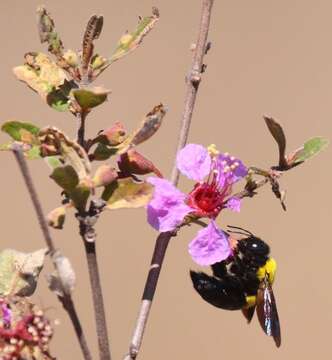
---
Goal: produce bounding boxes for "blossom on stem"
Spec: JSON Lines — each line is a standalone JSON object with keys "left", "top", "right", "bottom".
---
{"left": 146, "top": 143, "right": 248, "bottom": 266}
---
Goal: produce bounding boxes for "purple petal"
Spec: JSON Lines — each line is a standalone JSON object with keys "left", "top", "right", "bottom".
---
{"left": 147, "top": 177, "right": 194, "bottom": 232}
{"left": 176, "top": 144, "right": 211, "bottom": 181}
{"left": 226, "top": 197, "right": 241, "bottom": 212}
{"left": 188, "top": 220, "right": 231, "bottom": 266}
{"left": 215, "top": 153, "right": 247, "bottom": 184}
{"left": 1, "top": 303, "right": 11, "bottom": 326}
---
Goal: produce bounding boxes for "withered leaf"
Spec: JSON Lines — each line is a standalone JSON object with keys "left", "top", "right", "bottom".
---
{"left": 37, "top": 6, "right": 64, "bottom": 57}
{"left": 93, "top": 165, "right": 118, "bottom": 187}
{"left": 110, "top": 8, "right": 159, "bottom": 64}
{"left": 39, "top": 127, "right": 92, "bottom": 210}
{"left": 47, "top": 252, "right": 76, "bottom": 297}
{"left": 130, "top": 103, "right": 166, "bottom": 147}
{"left": 91, "top": 8, "right": 159, "bottom": 78}
{"left": 0, "top": 248, "right": 47, "bottom": 297}
{"left": 102, "top": 177, "right": 154, "bottom": 210}
{"left": 118, "top": 150, "right": 162, "bottom": 177}
{"left": 13, "top": 53, "right": 73, "bottom": 111}
{"left": 82, "top": 15, "right": 104, "bottom": 72}
{"left": 94, "top": 122, "right": 127, "bottom": 146}
{"left": 264, "top": 116, "right": 288, "bottom": 170}
{"left": 47, "top": 206, "right": 66, "bottom": 229}
{"left": 39, "top": 127, "right": 91, "bottom": 179}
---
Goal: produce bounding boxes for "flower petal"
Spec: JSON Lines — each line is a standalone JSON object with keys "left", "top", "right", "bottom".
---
{"left": 176, "top": 144, "right": 211, "bottom": 181}
{"left": 147, "top": 177, "right": 193, "bottom": 232}
{"left": 1, "top": 303, "right": 12, "bottom": 326}
{"left": 188, "top": 220, "right": 231, "bottom": 266}
{"left": 225, "top": 197, "right": 241, "bottom": 212}
{"left": 216, "top": 153, "right": 247, "bottom": 185}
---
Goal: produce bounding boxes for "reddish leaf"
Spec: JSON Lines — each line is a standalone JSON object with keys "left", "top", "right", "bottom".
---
{"left": 118, "top": 150, "right": 162, "bottom": 177}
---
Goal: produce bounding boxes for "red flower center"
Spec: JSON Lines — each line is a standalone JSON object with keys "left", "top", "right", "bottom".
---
{"left": 187, "top": 156, "right": 240, "bottom": 218}
{"left": 188, "top": 183, "right": 224, "bottom": 217}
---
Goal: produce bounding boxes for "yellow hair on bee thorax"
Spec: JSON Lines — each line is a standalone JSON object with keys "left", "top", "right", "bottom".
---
{"left": 257, "top": 258, "right": 277, "bottom": 285}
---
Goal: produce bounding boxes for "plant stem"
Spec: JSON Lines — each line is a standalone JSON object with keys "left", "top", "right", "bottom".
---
{"left": 76, "top": 111, "right": 112, "bottom": 360}
{"left": 79, "top": 220, "right": 112, "bottom": 360}
{"left": 123, "top": 1, "right": 214, "bottom": 359}
{"left": 12, "top": 144, "right": 92, "bottom": 360}
{"left": 77, "top": 111, "right": 87, "bottom": 150}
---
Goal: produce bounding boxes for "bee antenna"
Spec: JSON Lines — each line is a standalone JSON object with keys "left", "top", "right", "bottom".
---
{"left": 227, "top": 225, "right": 253, "bottom": 236}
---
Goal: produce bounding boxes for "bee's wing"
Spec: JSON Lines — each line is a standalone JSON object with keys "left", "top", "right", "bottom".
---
{"left": 242, "top": 306, "right": 255, "bottom": 323}
{"left": 190, "top": 271, "right": 246, "bottom": 310}
{"left": 256, "top": 279, "right": 281, "bottom": 348}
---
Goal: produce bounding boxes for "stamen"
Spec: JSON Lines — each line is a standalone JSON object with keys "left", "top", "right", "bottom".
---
{"left": 208, "top": 144, "right": 219, "bottom": 157}
{"left": 223, "top": 166, "right": 230, "bottom": 173}
{"left": 230, "top": 156, "right": 235, "bottom": 161}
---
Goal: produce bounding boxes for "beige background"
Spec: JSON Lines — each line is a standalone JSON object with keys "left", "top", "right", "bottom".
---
{"left": 0, "top": 0, "right": 331, "bottom": 359}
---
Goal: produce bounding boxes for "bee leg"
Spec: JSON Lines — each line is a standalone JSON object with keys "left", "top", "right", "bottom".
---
{"left": 211, "top": 261, "right": 227, "bottom": 279}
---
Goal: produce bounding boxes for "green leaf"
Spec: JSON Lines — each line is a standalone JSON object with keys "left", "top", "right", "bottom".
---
{"left": 102, "top": 177, "right": 154, "bottom": 210}
{"left": 47, "top": 80, "right": 77, "bottom": 112}
{"left": 1, "top": 121, "right": 40, "bottom": 143}
{"left": 0, "top": 142, "right": 13, "bottom": 151}
{"left": 69, "top": 183, "right": 91, "bottom": 211}
{"left": 44, "top": 156, "right": 63, "bottom": 169}
{"left": 92, "top": 143, "right": 118, "bottom": 161}
{"left": 110, "top": 8, "right": 159, "bottom": 64}
{"left": 1, "top": 122, "right": 42, "bottom": 159}
{"left": 291, "top": 137, "right": 329, "bottom": 164}
{"left": 50, "top": 165, "right": 79, "bottom": 192}
{"left": 50, "top": 165, "right": 91, "bottom": 210}
{"left": 0, "top": 248, "right": 47, "bottom": 296}
{"left": 72, "top": 87, "right": 110, "bottom": 111}
{"left": 0, "top": 142, "right": 41, "bottom": 160}
{"left": 26, "top": 145, "right": 42, "bottom": 159}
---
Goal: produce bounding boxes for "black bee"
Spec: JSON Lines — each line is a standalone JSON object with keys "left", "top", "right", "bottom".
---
{"left": 190, "top": 226, "right": 281, "bottom": 347}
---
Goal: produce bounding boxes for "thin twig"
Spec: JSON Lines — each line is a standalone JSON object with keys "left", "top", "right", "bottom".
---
{"left": 12, "top": 144, "right": 92, "bottom": 360}
{"left": 123, "top": 1, "right": 215, "bottom": 359}
{"left": 231, "top": 177, "right": 269, "bottom": 200}
{"left": 76, "top": 112, "right": 112, "bottom": 360}
{"left": 170, "top": 0, "right": 214, "bottom": 185}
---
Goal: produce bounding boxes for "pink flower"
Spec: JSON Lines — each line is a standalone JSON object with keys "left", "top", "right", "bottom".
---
{"left": 147, "top": 143, "right": 247, "bottom": 266}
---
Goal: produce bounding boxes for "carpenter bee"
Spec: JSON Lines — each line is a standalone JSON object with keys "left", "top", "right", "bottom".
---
{"left": 190, "top": 226, "right": 281, "bottom": 347}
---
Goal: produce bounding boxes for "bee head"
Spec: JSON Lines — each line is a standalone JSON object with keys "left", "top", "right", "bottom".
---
{"left": 237, "top": 236, "right": 270, "bottom": 258}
